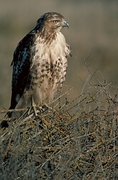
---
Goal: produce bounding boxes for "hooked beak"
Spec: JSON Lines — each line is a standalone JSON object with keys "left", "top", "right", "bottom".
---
{"left": 62, "top": 20, "right": 69, "bottom": 28}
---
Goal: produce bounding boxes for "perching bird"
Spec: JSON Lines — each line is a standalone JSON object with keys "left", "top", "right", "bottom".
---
{"left": 8, "top": 12, "right": 71, "bottom": 117}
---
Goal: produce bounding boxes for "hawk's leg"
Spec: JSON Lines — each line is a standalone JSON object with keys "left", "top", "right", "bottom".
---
{"left": 31, "top": 96, "right": 38, "bottom": 116}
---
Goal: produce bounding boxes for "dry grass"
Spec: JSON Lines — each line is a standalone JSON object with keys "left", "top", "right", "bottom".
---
{"left": 0, "top": 69, "right": 117, "bottom": 180}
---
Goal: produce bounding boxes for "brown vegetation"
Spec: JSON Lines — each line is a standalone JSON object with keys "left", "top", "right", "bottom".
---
{"left": 0, "top": 70, "right": 118, "bottom": 179}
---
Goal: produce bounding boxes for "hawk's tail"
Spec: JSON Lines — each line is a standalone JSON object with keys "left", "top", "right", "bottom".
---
{"left": 1, "top": 108, "right": 13, "bottom": 128}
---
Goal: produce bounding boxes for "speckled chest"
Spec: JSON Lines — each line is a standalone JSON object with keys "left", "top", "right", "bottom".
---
{"left": 29, "top": 32, "right": 68, "bottom": 89}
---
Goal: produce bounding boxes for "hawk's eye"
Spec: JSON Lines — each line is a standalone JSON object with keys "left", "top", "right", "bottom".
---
{"left": 52, "top": 20, "right": 59, "bottom": 23}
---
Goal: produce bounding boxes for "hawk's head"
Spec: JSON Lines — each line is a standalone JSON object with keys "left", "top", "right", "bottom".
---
{"left": 36, "top": 12, "right": 69, "bottom": 32}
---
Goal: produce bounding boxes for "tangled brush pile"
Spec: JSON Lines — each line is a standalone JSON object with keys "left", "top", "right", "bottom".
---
{"left": 0, "top": 74, "right": 118, "bottom": 180}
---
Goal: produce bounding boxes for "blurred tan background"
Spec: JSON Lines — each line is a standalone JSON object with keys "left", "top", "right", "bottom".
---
{"left": 0, "top": 0, "right": 118, "bottom": 109}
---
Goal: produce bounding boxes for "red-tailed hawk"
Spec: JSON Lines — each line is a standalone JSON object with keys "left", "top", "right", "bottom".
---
{"left": 8, "top": 12, "right": 71, "bottom": 117}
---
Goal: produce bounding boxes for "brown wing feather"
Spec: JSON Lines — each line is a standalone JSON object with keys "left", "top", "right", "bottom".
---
{"left": 9, "top": 32, "right": 35, "bottom": 111}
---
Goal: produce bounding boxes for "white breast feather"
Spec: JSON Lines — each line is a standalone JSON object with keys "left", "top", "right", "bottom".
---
{"left": 31, "top": 32, "right": 70, "bottom": 104}
{"left": 17, "top": 32, "right": 70, "bottom": 108}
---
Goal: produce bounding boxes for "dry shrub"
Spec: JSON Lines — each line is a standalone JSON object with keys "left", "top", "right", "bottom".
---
{"left": 0, "top": 70, "right": 118, "bottom": 180}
